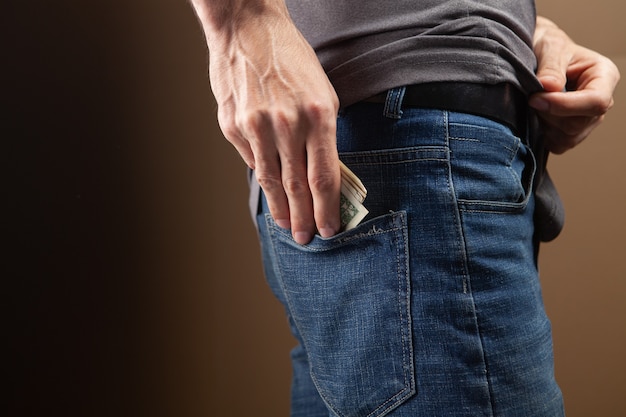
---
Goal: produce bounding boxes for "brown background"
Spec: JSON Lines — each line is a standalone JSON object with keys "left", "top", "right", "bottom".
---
{"left": 6, "top": 0, "right": 624, "bottom": 416}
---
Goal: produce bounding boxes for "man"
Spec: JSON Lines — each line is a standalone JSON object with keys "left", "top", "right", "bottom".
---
{"left": 190, "top": 1, "right": 619, "bottom": 415}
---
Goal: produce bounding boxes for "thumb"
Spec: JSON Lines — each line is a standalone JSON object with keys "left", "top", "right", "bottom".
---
{"left": 534, "top": 34, "right": 571, "bottom": 92}
{"left": 536, "top": 56, "right": 569, "bottom": 92}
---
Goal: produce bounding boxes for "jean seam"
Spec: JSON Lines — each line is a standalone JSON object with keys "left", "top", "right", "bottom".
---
{"left": 396, "top": 211, "right": 416, "bottom": 408}
{"left": 445, "top": 111, "right": 497, "bottom": 416}
{"left": 443, "top": 111, "right": 471, "bottom": 294}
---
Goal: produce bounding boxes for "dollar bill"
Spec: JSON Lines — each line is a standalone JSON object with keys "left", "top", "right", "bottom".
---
{"left": 339, "top": 161, "right": 369, "bottom": 230}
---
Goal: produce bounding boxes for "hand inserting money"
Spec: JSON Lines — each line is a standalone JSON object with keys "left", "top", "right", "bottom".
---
{"left": 339, "top": 161, "right": 369, "bottom": 230}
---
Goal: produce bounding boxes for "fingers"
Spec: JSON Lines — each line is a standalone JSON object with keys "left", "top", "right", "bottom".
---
{"left": 253, "top": 149, "right": 291, "bottom": 231}
{"left": 305, "top": 105, "right": 341, "bottom": 239}
{"left": 529, "top": 89, "right": 614, "bottom": 118}
{"left": 275, "top": 138, "right": 315, "bottom": 244}
{"left": 236, "top": 108, "right": 295, "bottom": 235}
{"left": 231, "top": 101, "right": 340, "bottom": 245}
{"left": 274, "top": 102, "right": 340, "bottom": 244}
{"left": 530, "top": 89, "right": 609, "bottom": 153}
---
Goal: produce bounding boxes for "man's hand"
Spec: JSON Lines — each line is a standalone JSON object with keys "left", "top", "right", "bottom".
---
{"left": 530, "top": 16, "right": 620, "bottom": 154}
{"left": 191, "top": 0, "right": 341, "bottom": 244}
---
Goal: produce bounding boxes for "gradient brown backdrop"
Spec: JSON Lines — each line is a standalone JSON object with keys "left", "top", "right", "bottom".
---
{"left": 6, "top": 0, "right": 625, "bottom": 416}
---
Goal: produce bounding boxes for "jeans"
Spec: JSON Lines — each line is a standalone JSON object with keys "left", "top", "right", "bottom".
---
{"left": 256, "top": 88, "right": 565, "bottom": 417}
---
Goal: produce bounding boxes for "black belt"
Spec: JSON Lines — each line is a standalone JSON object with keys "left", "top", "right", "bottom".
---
{"left": 365, "top": 82, "right": 528, "bottom": 136}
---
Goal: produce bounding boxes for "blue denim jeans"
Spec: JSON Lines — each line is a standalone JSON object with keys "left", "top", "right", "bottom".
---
{"left": 256, "top": 88, "right": 565, "bottom": 417}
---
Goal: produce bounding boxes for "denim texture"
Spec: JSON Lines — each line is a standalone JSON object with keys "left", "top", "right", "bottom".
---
{"left": 256, "top": 90, "right": 564, "bottom": 417}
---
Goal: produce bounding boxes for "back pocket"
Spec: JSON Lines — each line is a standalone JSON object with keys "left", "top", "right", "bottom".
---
{"left": 265, "top": 211, "right": 415, "bottom": 417}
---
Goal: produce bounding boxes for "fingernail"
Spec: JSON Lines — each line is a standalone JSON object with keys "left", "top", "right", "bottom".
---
{"left": 275, "top": 219, "right": 291, "bottom": 230}
{"left": 319, "top": 227, "right": 335, "bottom": 238}
{"left": 294, "top": 231, "right": 312, "bottom": 245}
{"left": 529, "top": 97, "right": 550, "bottom": 111}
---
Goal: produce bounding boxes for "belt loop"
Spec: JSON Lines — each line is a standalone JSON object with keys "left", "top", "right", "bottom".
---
{"left": 383, "top": 86, "right": 406, "bottom": 119}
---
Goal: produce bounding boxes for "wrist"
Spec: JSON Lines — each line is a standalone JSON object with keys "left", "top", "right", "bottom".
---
{"left": 191, "top": 0, "right": 289, "bottom": 47}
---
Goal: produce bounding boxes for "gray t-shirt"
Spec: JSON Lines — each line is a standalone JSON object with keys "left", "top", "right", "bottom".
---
{"left": 286, "top": 0, "right": 542, "bottom": 106}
